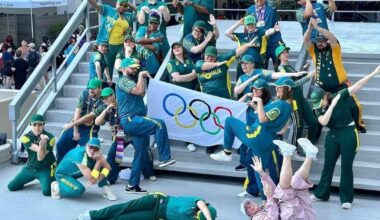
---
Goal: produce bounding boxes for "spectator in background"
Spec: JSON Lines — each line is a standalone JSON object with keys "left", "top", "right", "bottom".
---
{"left": 64, "top": 38, "right": 78, "bottom": 66}
{"left": 87, "top": 0, "right": 135, "bottom": 80}
{"left": 38, "top": 45, "right": 49, "bottom": 89}
{"left": 296, "top": 0, "right": 337, "bottom": 42}
{"left": 173, "top": 0, "right": 215, "bottom": 40}
{"left": 18, "top": 40, "right": 30, "bottom": 60}
{"left": 27, "top": 43, "right": 40, "bottom": 78}
{"left": 2, "top": 47, "right": 14, "bottom": 89}
{"left": 2, "top": 35, "right": 16, "bottom": 55}
{"left": 89, "top": 41, "right": 112, "bottom": 88}
{"left": 114, "top": 35, "right": 144, "bottom": 78}
{"left": 137, "top": 0, "right": 171, "bottom": 56}
{"left": 11, "top": 50, "right": 29, "bottom": 90}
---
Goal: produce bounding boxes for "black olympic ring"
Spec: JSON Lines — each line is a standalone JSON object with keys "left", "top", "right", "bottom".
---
{"left": 188, "top": 99, "right": 211, "bottom": 121}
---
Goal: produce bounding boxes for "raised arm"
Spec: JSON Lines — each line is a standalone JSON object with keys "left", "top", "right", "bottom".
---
{"left": 188, "top": 32, "right": 213, "bottom": 54}
{"left": 303, "top": 18, "right": 314, "bottom": 49}
{"left": 225, "top": 19, "right": 243, "bottom": 40}
{"left": 87, "top": 0, "right": 100, "bottom": 11}
{"left": 348, "top": 65, "right": 380, "bottom": 96}
{"left": 328, "top": 0, "right": 337, "bottom": 13}
{"left": 312, "top": 19, "right": 337, "bottom": 46}
{"left": 318, "top": 94, "right": 340, "bottom": 126}
{"left": 303, "top": 0, "right": 314, "bottom": 19}
{"left": 209, "top": 14, "right": 219, "bottom": 40}
{"left": 250, "top": 97, "right": 268, "bottom": 123}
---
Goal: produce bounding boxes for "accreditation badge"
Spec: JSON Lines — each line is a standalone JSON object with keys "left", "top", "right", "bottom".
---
{"left": 257, "top": 20, "right": 265, "bottom": 27}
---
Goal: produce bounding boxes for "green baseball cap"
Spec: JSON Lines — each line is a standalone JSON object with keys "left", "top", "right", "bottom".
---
{"left": 250, "top": 79, "right": 268, "bottom": 89}
{"left": 193, "top": 20, "right": 207, "bottom": 31}
{"left": 120, "top": 58, "right": 140, "bottom": 69}
{"left": 101, "top": 87, "right": 114, "bottom": 99}
{"left": 198, "top": 204, "right": 217, "bottom": 220}
{"left": 87, "top": 137, "right": 101, "bottom": 148}
{"left": 244, "top": 15, "right": 257, "bottom": 26}
{"left": 87, "top": 78, "right": 102, "bottom": 90}
{"left": 117, "top": 0, "right": 129, "bottom": 3}
{"left": 205, "top": 46, "right": 217, "bottom": 57}
{"left": 30, "top": 114, "right": 45, "bottom": 124}
{"left": 124, "top": 35, "right": 135, "bottom": 42}
{"left": 149, "top": 14, "right": 160, "bottom": 24}
{"left": 274, "top": 77, "right": 294, "bottom": 88}
{"left": 275, "top": 45, "right": 290, "bottom": 57}
{"left": 97, "top": 39, "right": 108, "bottom": 46}
{"left": 310, "top": 88, "right": 325, "bottom": 109}
{"left": 240, "top": 55, "right": 254, "bottom": 64}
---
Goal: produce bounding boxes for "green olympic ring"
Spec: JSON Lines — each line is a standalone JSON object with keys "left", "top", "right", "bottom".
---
{"left": 174, "top": 106, "right": 198, "bottom": 129}
{"left": 199, "top": 111, "right": 221, "bottom": 135}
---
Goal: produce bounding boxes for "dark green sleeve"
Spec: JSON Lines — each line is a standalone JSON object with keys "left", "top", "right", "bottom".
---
{"left": 93, "top": 104, "right": 107, "bottom": 117}
{"left": 195, "top": 60, "right": 204, "bottom": 73}
{"left": 166, "top": 60, "right": 178, "bottom": 75}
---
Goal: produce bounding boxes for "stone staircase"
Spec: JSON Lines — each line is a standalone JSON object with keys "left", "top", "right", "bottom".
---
{"left": 43, "top": 49, "right": 380, "bottom": 191}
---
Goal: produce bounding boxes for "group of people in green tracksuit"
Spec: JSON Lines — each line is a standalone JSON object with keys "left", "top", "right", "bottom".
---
{"left": 6, "top": 0, "right": 380, "bottom": 219}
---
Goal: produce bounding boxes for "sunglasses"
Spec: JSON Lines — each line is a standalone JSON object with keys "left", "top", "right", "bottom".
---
{"left": 193, "top": 28, "right": 204, "bottom": 34}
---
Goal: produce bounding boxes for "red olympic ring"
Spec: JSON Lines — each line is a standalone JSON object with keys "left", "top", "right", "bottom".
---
{"left": 213, "top": 106, "right": 233, "bottom": 129}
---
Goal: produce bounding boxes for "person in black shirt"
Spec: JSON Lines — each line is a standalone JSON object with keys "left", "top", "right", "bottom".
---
{"left": 12, "top": 50, "right": 29, "bottom": 90}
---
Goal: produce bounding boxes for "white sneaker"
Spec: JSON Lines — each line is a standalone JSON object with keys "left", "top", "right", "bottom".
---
{"left": 210, "top": 151, "right": 232, "bottom": 162}
{"left": 237, "top": 191, "right": 249, "bottom": 198}
{"left": 292, "top": 152, "right": 305, "bottom": 161}
{"left": 102, "top": 186, "right": 117, "bottom": 201}
{"left": 310, "top": 194, "right": 321, "bottom": 202}
{"left": 51, "top": 181, "right": 61, "bottom": 200}
{"left": 297, "top": 138, "right": 319, "bottom": 159}
{"left": 148, "top": 176, "right": 157, "bottom": 181}
{"left": 77, "top": 211, "right": 91, "bottom": 220}
{"left": 273, "top": 140, "right": 296, "bottom": 157}
{"left": 187, "top": 143, "right": 196, "bottom": 152}
{"left": 342, "top": 202, "right": 352, "bottom": 209}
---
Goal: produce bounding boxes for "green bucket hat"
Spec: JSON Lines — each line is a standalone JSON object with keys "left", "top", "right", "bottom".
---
{"left": 30, "top": 114, "right": 45, "bottom": 124}
{"left": 205, "top": 46, "right": 217, "bottom": 57}
{"left": 198, "top": 204, "right": 217, "bottom": 220}
{"left": 240, "top": 54, "right": 254, "bottom": 64}
{"left": 120, "top": 58, "right": 140, "bottom": 69}
{"left": 244, "top": 15, "right": 257, "bottom": 26}
{"left": 274, "top": 77, "right": 294, "bottom": 88}
{"left": 124, "top": 35, "right": 135, "bottom": 42}
{"left": 275, "top": 45, "right": 290, "bottom": 57}
{"left": 87, "top": 78, "right": 102, "bottom": 90}
{"left": 250, "top": 79, "right": 268, "bottom": 89}
{"left": 87, "top": 137, "right": 101, "bottom": 148}
{"left": 101, "top": 87, "right": 115, "bottom": 99}
{"left": 310, "top": 88, "right": 325, "bottom": 109}
{"left": 193, "top": 20, "right": 207, "bottom": 32}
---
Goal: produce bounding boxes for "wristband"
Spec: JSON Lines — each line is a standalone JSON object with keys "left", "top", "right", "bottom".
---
{"left": 101, "top": 168, "right": 110, "bottom": 177}
{"left": 91, "top": 169, "right": 100, "bottom": 179}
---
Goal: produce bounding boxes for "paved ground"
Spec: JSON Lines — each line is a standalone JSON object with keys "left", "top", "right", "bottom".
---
{"left": 0, "top": 163, "right": 379, "bottom": 220}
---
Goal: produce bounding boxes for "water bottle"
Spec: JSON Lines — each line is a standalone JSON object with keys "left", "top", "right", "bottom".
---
{"left": 115, "top": 129, "right": 124, "bottom": 164}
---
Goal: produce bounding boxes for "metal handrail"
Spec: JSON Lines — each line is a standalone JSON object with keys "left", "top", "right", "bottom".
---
{"left": 8, "top": 0, "right": 93, "bottom": 163}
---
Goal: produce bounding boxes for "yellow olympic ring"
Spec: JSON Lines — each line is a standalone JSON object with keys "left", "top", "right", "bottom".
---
{"left": 174, "top": 106, "right": 198, "bottom": 129}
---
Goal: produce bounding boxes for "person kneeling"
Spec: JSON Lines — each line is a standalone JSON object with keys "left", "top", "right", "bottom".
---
{"left": 51, "top": 137, "right": 117, "bottom": 201}
{"left": 241, "top": 138, "right": 318, "bottom": 220}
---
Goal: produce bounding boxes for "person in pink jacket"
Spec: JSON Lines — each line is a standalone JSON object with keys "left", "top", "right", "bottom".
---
{"left": 241, "top": 138, "right": 318, "bottom": 220}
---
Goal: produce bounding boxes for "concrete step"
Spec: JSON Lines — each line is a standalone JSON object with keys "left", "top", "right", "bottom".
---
{"left": 361, "top": 101, "right": 380, "bottom": 117}
{"left": 55, "top": 97, "right": 77, "bottom": 110}
{"left": 349, "top": 73, "right": 380, "bottom": 87}
{"left": 361, "top": 115, "right": 380, "bottom": 132}
{"left": 357, "top": 87, "right": 380, "bottom": 102}
{"left": 0, "top": 142, "right": 11, "bottom": 165}
{"left": 79, "top": 62, "right": 89, "bottom": 73}
{"left": 309, "top": 174, "right": 380, "bottom": 191}
{"left": 317, "top": 144, "right": 380, "bottom": 163}
{"left": 71, "top": 72, "right": 91, "bottom": 85}
{"left": 46, "top": 109, "right": 73, "bottom": 123}
{"left": 63, "top": 84, "right": 86, "bottom": 97}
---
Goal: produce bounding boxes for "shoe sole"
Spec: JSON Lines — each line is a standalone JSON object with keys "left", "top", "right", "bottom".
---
{"left": 125, "top": 190, "right": 148, "bottom": 194}
{"left": 273, "top": 140, "right": 296, "bottom": 153}
{"left": 51, "top": 181, "right": 61, "bottom": 199}
{"left": 158, "top": 159, "right": 176, "bottom": 168}
{"left": 297, "top": 138, "right": 318, "bottom": 154}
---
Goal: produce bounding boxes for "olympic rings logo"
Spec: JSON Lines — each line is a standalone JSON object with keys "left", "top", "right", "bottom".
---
{"left": 162, "top": 93, "right": 233, "bottom": 135}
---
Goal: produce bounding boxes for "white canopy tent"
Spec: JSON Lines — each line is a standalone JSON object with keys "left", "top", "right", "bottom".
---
{"left": 0, "top": 0, "right": 68, "bottom": 38}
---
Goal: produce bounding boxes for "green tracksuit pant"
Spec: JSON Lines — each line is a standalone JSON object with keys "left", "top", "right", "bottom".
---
{"left": 293, "top": 96, "right": 319, "bottom": 144}
{"left": 55, "top": 173, "right": 108, "bottom": 197}
{"left": 90, "top": 193, "right": 167, "bottom": 220}
{"left": 106, "top": 44, "right": 123, "bottom": 80}
{"left": 8, "top": 165, "right": 54, "bottom": 196}
{"left": 314, "top": 125, "right": 359, "bottom": 203}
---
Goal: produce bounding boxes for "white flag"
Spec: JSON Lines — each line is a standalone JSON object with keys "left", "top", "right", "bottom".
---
{"left": 147, "top": 79, "right": 247, "bottom": 148}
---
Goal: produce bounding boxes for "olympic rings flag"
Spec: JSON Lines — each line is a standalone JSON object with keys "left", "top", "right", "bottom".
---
{"left": 147, "top": 80, "right": 247, "bottom": 148}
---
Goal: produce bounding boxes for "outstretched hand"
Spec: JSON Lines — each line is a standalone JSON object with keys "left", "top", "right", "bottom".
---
{"left": 250, "top": 156, "right": 264, "bottom": 174}
{"left": 208, "top": 14, "right": 216, "bottom": 26}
